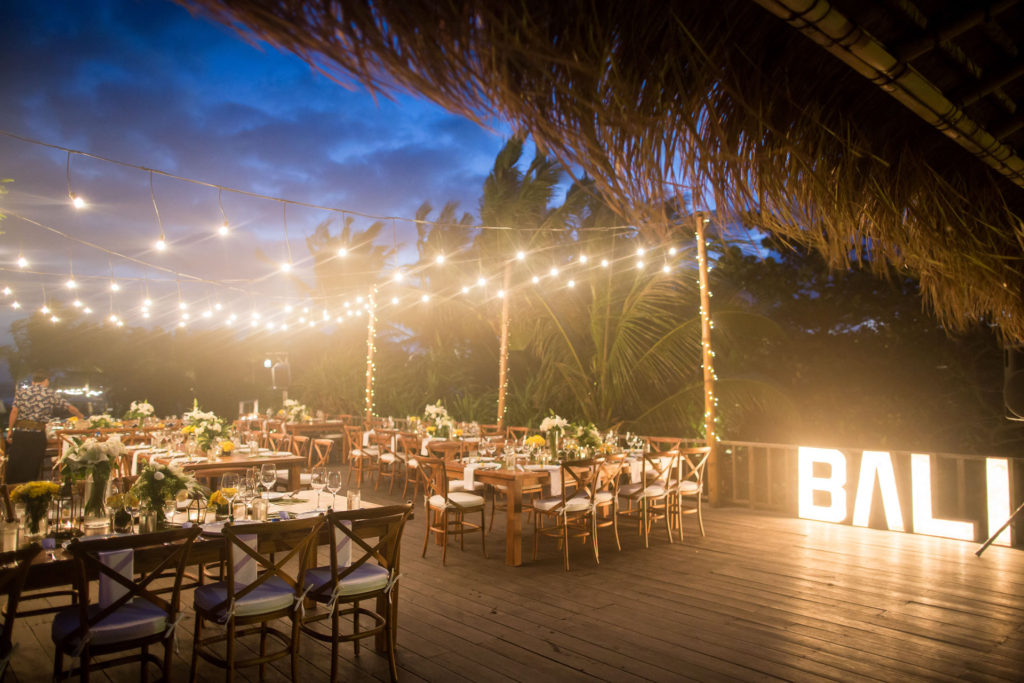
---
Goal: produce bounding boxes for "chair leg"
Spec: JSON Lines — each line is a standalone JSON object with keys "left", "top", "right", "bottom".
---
{"left": 421, "top": 514, "right": 431, "bottom": 558}
{"left": 562, "top": 518, "right": 570, "bottom": 571}
{"left": 697, "top": 495, "right": 706, "bottom": 536}
{"left": 441, "top": 511, "right": 449, "bottom": 566}
{"left": 591, "top": 514, "right": 600, "bottom": 565}
{"left": 189, "top": 615, "right": 201, "bottom": 682}
{"left": 612, "top": 502, "right": 622, "bottom": 551}
{"left": 532, "top": 515, "right": 541, "bottom": 560}
{"left": 162, "top": 632, "right": 175, "bottom": 682}
{"left": 291, "top": 614, "right": 302, "bottom": 682}
{"left": 480, "top": 508, "right": 487, "bottom": 558}
{"left": 641, "top": 498, "right": 649, "bottom": 548}
{"left": 330, "top": 604, "right": 340, "bottom": 683}
{"left": 258, "top": 623, "right": 267, "bottom": 680}
{"left": 353, "top": 600, "right": 361, "bottom": 656}
{"left": 225, "top": 618, "right": 236, "bottom": 683}
{"left": 141, "top": 644, "right": 150, "bottom": 683}
{"left": 53, "top": 646, "right": 63, "bottom": 682}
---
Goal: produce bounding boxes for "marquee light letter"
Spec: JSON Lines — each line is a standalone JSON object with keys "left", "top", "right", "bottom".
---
{"left": 911, "top": 453, "right": 974, "bottom": 540}
{"left": 852, "top": 451, "right": 905, "bottom": 531}
{"left": 986, "top": 458, "right": 1012, "bottom": 546}
{"left": 798, "top": 447, "right": 847, "bottom": 523}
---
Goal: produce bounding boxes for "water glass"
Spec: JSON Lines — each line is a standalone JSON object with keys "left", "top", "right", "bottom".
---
{"left": 346, "top": 489, "right": 361, "bottom": 510}
{"left": 260, "top": 464, "right": 277, "bottom": 497}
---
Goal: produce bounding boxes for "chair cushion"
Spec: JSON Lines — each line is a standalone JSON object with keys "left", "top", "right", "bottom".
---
{"left": 52, "top": 600, "right": 166, "bottom": 649}
{"left": 449, "top": 479, "right": 485, "bottom": 493}
{"left": 304, "top": 563, "right": 389, "bottom": 599}
{"left": 678, "top": 480, "right": 701, "bottom": 495}
{"left": 593, "top": 490, "right": 614, "bottom": 505}
{"left": 380, "top": 453, "right": 397, "bottom": 464}
{"left": 533, "top": 494, "right": 592, "bottom": 513}
{"left": 618, "top": 482, "right": 666, "bottom": 499}
{"left": 429, "top": 492, "right": 484, "bottom": 510}
{"left": 194, "top": 576, "right": 294, "bottom": 620}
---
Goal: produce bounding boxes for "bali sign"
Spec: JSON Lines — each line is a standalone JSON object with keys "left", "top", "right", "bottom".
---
{"left": 798, "top": 447, "right": 1013, "bottom": 546}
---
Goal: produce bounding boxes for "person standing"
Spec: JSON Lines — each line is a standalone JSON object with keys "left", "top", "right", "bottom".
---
{"left": 4, "top": 370, "right": 84, "bottom": 484}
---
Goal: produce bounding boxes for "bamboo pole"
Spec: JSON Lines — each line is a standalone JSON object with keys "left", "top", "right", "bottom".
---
{"left": 364, "top": 285, "right": 377, "bottom": 426}
{"left": 695, "top": 212, "right": 719, "bottom": 504}
{"left": 496, "top": 263, "right": 512, "bottom": 431}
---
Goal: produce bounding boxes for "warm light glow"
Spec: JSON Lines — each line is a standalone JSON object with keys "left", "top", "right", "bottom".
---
{"left": 16, "top": 256, "right": 28, "bottom": 268}
{"left": 636, "top": 260, "right": 644, "bottom": 269}
{"left": 636, "top": 247, "right": 645, "bottom": 257}
{"left": 215, "top": 303, "right": 223, "bottom": 311}
{"left": 669, "top": 247, "right": 677, "bottom": 256}
{"left": 178, "top": 302, "right": 187, "bottom": 310}
{"left": 435, "top": 254, "right": 445, "bottom": 264}
{"left": 477, "top": 276, "right": 486, "bottom": 287}
{"left": 462, "top": 286, "right": 470, "bottom": 294}
{"left": 393, "top": 270, "right": 404, "bottom": 282}
{"left": 178, "top": 321, "right": 186, "bottom": 328}
{"left": 109, "top": 281, "right": 120, "bottom": 292}
{"left": 143, "top": 298, "right": 152, "bottom": 307}
{"left": 280, "top": 323, "right": 288, "bottom": 331}
{"left": 40, "top": 305, "right": 50, "bottom": 314}
{"left": 203, "top": 309, "right": 213, "bottom": 319}
{"left": 141, "top": 310, "right": 149, "bottom": 319}
{"left": 72, "top": 300, "right": 82, "bottom": 308}
{"left": 516, "top": 251, "right": 526, "bottom": 261}
{"left": 911, "top": 453, "right": 974, "bottom": 540}
{"left": 852, "top": 451, "right": 904, "bottom": 531}
{"left": 601, "top": 259, "right": 609, "bottom": 268}
{"left": 181, "top": 313, "right": 190, "bottom": 321}
{"left": 987, "top": 458, "right": 1012, "bottom": 546}
{"left": 1, "top": 287, "right": 9, "bottom": 296}
{"left": 116, "top": 320, "right": 124, "bottom": 327}
{"left": 280, "top": 262, "right": 292, "bottom": 273}
{"left": 549, "top": 267, "right": 559, "bottom": 277}
{"left": 356, "top": 296, "right": 364, "bottom": 304}
{"left": 662, "top": 264, "right": 671, "bottom": 273}
{"left": 251, "top": 312, "right": 260, "bottom": 320}
{"left": 531, "top": 276, "right": 540, "bottom": 284}
{"left": 83, "top": 306, "right": 91, "bottom": 314}
{"left": 337, "top": 247, "right": 347, "bottom": 257}
{"left": 797, "top": 447, "right": 847, "bottom": 523}
{"left": 51, "top": 315, "right": 60, "bottom": 322}
{"left": 229, "top": 313, "right": 237, "bottom": 322}
{"left": 108, "top": 314, "right": 118, "bottom": 323}
{"left": 71, "top": 194, "right": 86, "bottom": 209}
{"left": 218, "top": 221, "right": 229, "bottom": 236}
{"left": 567, "top": 280, "right": 575, "bottom": 288}
{"left": 421, "top": 294, "right": 430, "bottom": 302}
{"left": 11, "top": 301, "right": 20, "bottom": 310}
{"left": 65, "top": 279, "right": 77, "bottom": 289}
{"left": 579, "top": 254, "right": 588, "bottom": 264}
{"left": 154, "top": 239, "right": 166, "bottom": 251}
{"left": 391, "top": 296, "right": 398, "bottom": 304}
{"left": 497, "top": 289, "right": 505, "bottom": 298}
{"left": 284, "top": 305, "right": 294, "bottom": 313}
{"left": 299, "top": 317, "right": 306, "bottom": 324}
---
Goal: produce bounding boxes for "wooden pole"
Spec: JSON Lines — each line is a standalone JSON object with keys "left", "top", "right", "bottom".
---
{"left": 695, "top": 212, "right": 719, "bottom": 504}
{"left": 364, "top": 286, "right": 377, "bottom": 427}
{"left": 496, "top": 263, "right": 512, "bottom": 431}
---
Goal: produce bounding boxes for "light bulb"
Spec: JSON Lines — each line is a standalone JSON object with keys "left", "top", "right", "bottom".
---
{"left": 516, "top": 251, "right": 526, "bottom": 261}
{"left": 636, "top": 260, "right": 644, "bottom": 269}
{"left": 142, "top": 310, "right": 150, "bottom": 319}
{"left": 421, "top": 294, "right": 430, "bottom": 302}
{"left": 51, "top": 315, "right": 60, "bottom": 323}
{"left": 155, "top": 239, "right": 166, "bottom": 251}
{"left": 337, "top": 247, "right": 347, "bottom": 257}
{"left": 393, "top": 270, "right": 404, "bottom": 282}
{"left": 531, "top": 276, "right": 540, "bottom": 284}
{"left": 280, "top": 262, "right": 292, "bottom": 273}
{"left": 203, "top": 309, "right": 213, "bottom": 319}
{"left": 40, "top": 305, "right": 50, "bottom": 314}
{"left": 601, "top": 259, "right": 610, "bottom": 268}
{"left": 549, "top": 267, "right": 559, "bottom": 277}
{"left": 308, "top": 320, "right": 315, "bottom": 327}
{"left": 109, "top": 281, "right": 120, "bottom": 292}
{"left": 251, "top": 312, "right": 260, "bottom": 320}
{"left": 299, "top": 316, "right": 306, "bottom": 324}
{"left": 214, "top": 303, "right": 222, "bottom": 311}
{"left": 462, "top": 286, "right": 470, "bottom": 294}
{"left": 435, "top": 254, "right": 445, "bottom": 264}
{"left": 72, "top": 300, "right": 82, "bottom": 308}
{"left": 284, "top": 305, "right": 294, "bottom": 313}
{"left": 668, "top": 247, "right": 677, "bottom": 256}
{"left": 579, "top": 254, "right": 588, "bottom": 264}
{"left": 65, "top": 279, "right": 77, "bottom": 289}
{"left": 1, "top": 287, "right": 8, "bottom": 296}
{"left": 567, "top": 280, "right": 575, "bottom": 288}
{"left": 16, "top": 257, "right": 27, "bottom": 268}
{"left": 178, "top": 301, "right": 187, "bottom": 310}
{"left": 229, "top": 313, "right": 237, "bottom": 322}
{"left": 265, "top": 322, "right": 274, "bottom": 330}
{"left": 71, "top": 195, "right": 86, "bottom": 209}
{"left": 497, "top": 290, "right": 505, "bottom": 298}
{"left": 391, "top": 297, "right": 398, "bottom": 304}
{"left": 636, "top": 247, "right": 645, "bottom": 257}
{"left": 143, "top": 298, "right": 152, "bottom": 307}
{"left": 116, "top": 320, "right": 124, "bottom": 327}
{"left": 182, "top": 313, "right": 190, "bottom": 321}
{"left": 477, "top": 276, "right": 486, "bottom": 287}
{"left": 662, "top": 264, "right": 671, "bottom": 273}
{"left": 11, "top": 301, "right": 20, "bottom": 310}
{"left": 218, "top": 221, "right": 229, "bottom": 236}
{"left": 280, "top": 323, "right": 288, "bottom": 331}
{"left": 83, "top": 306, "right": 91, "bottom": 314}
{"left": 356, "top": 296, "right": 364, "bottom": 304}
{"left": 178, "top": 321, "right": 186, "bottom": 328}
{"left": 108, "top": 314, "right": 117, "bottom": 323}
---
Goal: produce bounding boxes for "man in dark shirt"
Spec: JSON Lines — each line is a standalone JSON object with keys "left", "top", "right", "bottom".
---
{"left": 5, "top": 370, "right": 84, "bottom": 483}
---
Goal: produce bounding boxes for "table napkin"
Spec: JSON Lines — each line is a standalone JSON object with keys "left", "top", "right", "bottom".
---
{"left": 463, "top": 463, "right": 479, "bottom": 490}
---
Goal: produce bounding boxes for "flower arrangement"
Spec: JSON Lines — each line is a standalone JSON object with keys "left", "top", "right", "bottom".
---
{"left": 11, "top": 481, "right": 60, "bottom": 534}
{"left": 424, "top": 400, "right": 454, "bottom": 438}
{"left": 572, "top": 422, "right": 603, "bottom": 452}
{"left": 58, "top": 435, "right": 125, "bottom": 517}
{"left": 123, "top": 400, "right": 155, "bottom": 422}
{"left": 219, "top": 440, "right": 235, "bottom": 454}
{"left": 129, "top": 462, "right": 203, "bottom": 523}
{"left": 280, "top": 399, "right": 310, "bottom": 422}
{"left": 182, "top": 400, "right": 225, "bottom": 451}
{"left": 540, "top": 413, "right": 570, "bottom": 456}
{"left": 106, "top": 492, "right": 138, "bottom": 532}
{"left": 525, "top": 434, "right": 547, "bottom": 449}
{"left": 87, "top": 414, "right": 117, "bottom": 429}
{"left": 208, "top": 488, "right": 234, "bottom": 514}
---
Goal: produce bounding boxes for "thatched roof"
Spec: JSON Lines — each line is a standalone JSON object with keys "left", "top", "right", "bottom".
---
{"left": 181, "top": 0, "right": 1024, "bottom": 342}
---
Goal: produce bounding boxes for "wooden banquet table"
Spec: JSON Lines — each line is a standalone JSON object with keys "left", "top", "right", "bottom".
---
{"left": 445, "top": 461, "right": 549, "bottom": 567}
{"left": 148, "top": 451, "right": 306, "bottom": 489}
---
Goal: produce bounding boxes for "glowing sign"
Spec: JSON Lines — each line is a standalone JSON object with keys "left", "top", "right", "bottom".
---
{"left": 797, "top": 447, "right": 1012, "bottom": 545}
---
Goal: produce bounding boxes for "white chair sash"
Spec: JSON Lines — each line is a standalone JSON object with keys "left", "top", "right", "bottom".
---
{"left": 98, "top": 548, "right": 133, "bottom": 608}
{"left": 232, "top": 533, "right": 258, "bottom": 587}
{"left": 333, "top": 520, "right": 352, "bottom": 568}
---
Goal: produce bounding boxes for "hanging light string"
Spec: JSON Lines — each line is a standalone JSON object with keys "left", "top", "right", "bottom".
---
{"left": 149, "top": 171, "right": 167, "bottom": 250}
{"left": 0, "top": 128, "right": 636, "bottom": 233}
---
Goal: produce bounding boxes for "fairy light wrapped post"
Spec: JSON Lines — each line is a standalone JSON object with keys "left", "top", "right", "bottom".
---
{"left": 695, "top": 211, "right": 719, "bottom": 503}
{"left": 364, "top": 286, "right": 377, "bottom": 426}
{"left": 496, "top": 262, "right": 512, "bottom": 430}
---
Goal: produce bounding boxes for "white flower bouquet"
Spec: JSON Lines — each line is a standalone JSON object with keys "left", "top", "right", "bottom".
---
{"left": 58, "top": 435, "right": 125, "bottom": 516}
{"left": 281, "top": 398, "right": 310, "bottom": 422}
{"left": 124, "top": 400, "right": 155, "bottom": 422}
{"left": 182, "top": 400, "right": 225, "bottom": 451}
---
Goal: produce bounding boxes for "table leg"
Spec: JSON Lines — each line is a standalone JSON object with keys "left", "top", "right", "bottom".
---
{"left": 288, "top": 465, "right": 300, "bottom": 490}
{"left": 505, "top": 478, "right": 523, "bottom": 566}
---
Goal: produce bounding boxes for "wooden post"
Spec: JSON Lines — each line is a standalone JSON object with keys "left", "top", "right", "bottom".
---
{"left": 496, "top": 263, "right": 512, "bottom": 431}
{"left": 695, "top": 212, "right": 719, "bottom": 504}
{"left": 364, "top": 286, "right": 377, "bottom": 426}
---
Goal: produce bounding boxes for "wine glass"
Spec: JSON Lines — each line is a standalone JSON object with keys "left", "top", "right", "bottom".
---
{"left": 163, "top": 495, "right": 178, "bottom": 524}
{"left": 326, "top": 469, "right": 342, "bottom": 509}
{"left": 221, "top": 472, "right": 240, "bottom": 522}
{"left": 260, "top": 464, "right": 277, "bottom": 498}
{"left": 310, "top": 467, "right": 327, "bottom": 510}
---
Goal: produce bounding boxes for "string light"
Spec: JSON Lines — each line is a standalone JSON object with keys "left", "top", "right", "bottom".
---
{"left": 337, "top": 247, "right": 348, "bottom": 257}
{"left": 150, "top": 171, "right": 166, "bottom": 251}
{"left": 476, "top": 276, "right": 486, "bottom": 287}
{"left": 516, "top": 251, "right": 526, "bottom": 261}
{"left": 217, "top": 188, "right": 230, "bottom": 236}
{"left": 16, "top": 256, "right": 28, "bottom": 269}
{"left": 549, "top": 267, "right": 559, "bottom": 277}
{"left": 601, "top": 259, "right": 609, "bottom": 268}
{"left": 435, "top": 254, "right": 446, "bottom": 264}
{"left": 11, "top": 301, "right": 20, "bottom": 309}
{"left": 567, "top": 279, "right": 575, "bottom": 288}
{"left": 66, "top": 152, "right": 86, "bottom": 209}
{"left": 579, "top": 254, "right": 588, "bottom": 264}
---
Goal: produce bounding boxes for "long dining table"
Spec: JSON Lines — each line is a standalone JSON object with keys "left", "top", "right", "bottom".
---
{"left": 445, "top": 461, "right": 550, "bottom": 567}
{"left": 146, "top": 450, "right": 307, "bottom": 489}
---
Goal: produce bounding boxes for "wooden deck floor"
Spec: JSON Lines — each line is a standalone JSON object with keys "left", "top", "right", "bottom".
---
{"left": 10, "top": 475, "right": 1024, "bottom": 681}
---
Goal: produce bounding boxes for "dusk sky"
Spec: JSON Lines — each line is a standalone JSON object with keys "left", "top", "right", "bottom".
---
{"left": 0, "top": 0, "right": 527, "bottom": 339}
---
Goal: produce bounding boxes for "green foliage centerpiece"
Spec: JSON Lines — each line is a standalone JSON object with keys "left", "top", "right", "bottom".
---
{"left": 540, "top": 413, "right": 569, "bottom": 458}
{"left": 86, "top": 413, "right": 117, "bottom": 429}
{"left": 424, "top": 400, "right": 453, "bottom": 439}
{"left": 280, "top": 399, "right": 310, "bottom": 422}
{"left": 129, "top": 462, "right": 203, "bottom": 523}
{"left": 58, "top": 435, "right": 125, "bottom": 518}
{"left": 123, "top": 400, "right": 155, "bottom": 422}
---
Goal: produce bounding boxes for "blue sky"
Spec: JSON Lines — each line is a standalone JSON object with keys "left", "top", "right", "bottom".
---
{"left": 0, "top": 0, "right": 521, "bottom": 332}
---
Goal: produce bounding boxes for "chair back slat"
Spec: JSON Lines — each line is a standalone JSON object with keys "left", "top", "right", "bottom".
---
{"left": 219, "top": 516, "right": 323, "bottom": 608}
{"left": 311, "top": 439, "right": 333, "bottom": 467}
{"left": 415, "top": 455, "right": 450, "bottom": 503}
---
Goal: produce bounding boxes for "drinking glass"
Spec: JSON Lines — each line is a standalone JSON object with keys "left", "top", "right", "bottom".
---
{"left": 221, "top": 472, "right": 240, "bottom": 521}
{"left": 326, "top": 469, "right": 342, "bottom": 509}
{"left": 260, "top": 464, "right": 277, "bottom": 498}
{"left": 310, "top": 467, "right": 327, "bottom": 510}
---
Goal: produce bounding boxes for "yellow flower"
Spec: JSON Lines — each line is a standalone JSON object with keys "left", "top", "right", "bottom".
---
{"left": 220, "top": 440, "right": 234, "bottom": 453}
{"left": 426, "top": 425, "right": 436, "bottom": 434}
{"left": 454, "top": 429, "right": 463, "bottom": 437}
{"left": 68, "top": 416, "right": 79, "bottom": 424}
{"left": 181, "top": 425, "right": 195, "bottom": 434}
{"left": 525, "top": 435, "right": 546, "bottom": 448}
{"left": 11, "top": 480, "right": 60, "bottom": 502}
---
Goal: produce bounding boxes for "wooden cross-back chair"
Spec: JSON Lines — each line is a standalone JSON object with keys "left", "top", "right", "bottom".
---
{"left": 310, "top": 439, "right": 334, "bottom": 469}
{"left": 505, "top": 426, "right": 530, "bottom": 444}
{"left": 532, "top": 456, "right": 625, "bottom": 571}
{"left": 617, "top": 450, "right": 682, "bottom": 548}
{"left": 369, "top": 430, "right": 399, "bottom": 494}
{"left": 416, "top": 455, "right": 486, "bottom": 566}
{"left": 266, "top": 431, "right": 292, "bottom": 454}
{"left": 191, "top": 516, "right": 324, "bottom": 681}
{"left": 396, "top": 433, "right": 422, "bottom": 502}
{"left": 345, "top": 426, "right": 378, "bottom": 488}
{"left": 672, "top": 446, "right": 712, "bottom": 539}
{"left": 0, "top": 542, "right": 41, "bottom": 681}
{"left": 296, "top": 504, "right": 413, "bottom": 682}
{"left": 52, "top": 526, "right": 202, "bottom": 681}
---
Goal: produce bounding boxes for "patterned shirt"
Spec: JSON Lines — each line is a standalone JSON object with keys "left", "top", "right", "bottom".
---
{"left": 12, "top": 383, "right": 69, "bottom": 422}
